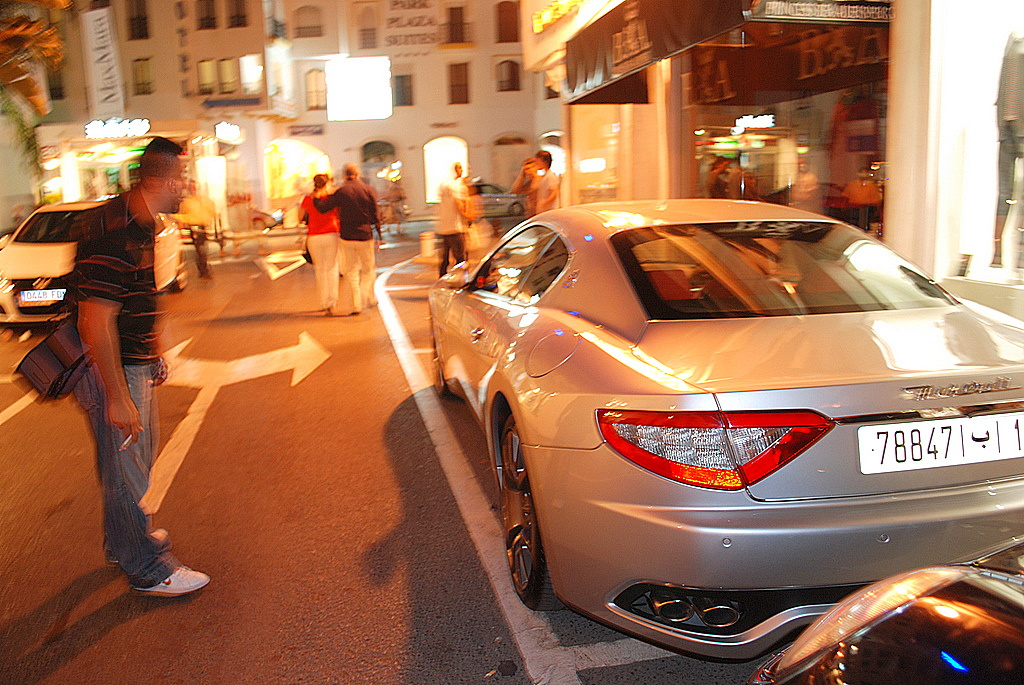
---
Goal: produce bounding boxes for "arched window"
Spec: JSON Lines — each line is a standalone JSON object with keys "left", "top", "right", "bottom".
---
{"left": 496, "top": 1, "right": 519, "bottom": 43}
{"left": 362, "top": 141, "right": 396, "bottom": 163}
{"left": 306, "top": 69, "right": 327, "bottom": 110}
{"left": 295, "top": 5, "right": 323, "bottom": 38}
{"left": 496, "top": 60, "right": 520, "bottom": 92}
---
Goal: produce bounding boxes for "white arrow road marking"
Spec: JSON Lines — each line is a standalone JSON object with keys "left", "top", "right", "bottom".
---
{"left": 141, "top": 332, "right": 330, "bottom": 513}
{"left": 0, "top": 393, "right": 35, "bottom": 429}
{"left": 255, "top": 250, "right": 308, "bottom": 281}
{"left": 376, "top": 261, "right": 673, "bottom": 685}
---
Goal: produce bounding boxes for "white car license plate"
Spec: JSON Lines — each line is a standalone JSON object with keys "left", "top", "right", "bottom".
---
{"left": 858, "top": 412, "right": 1024, "bottom": 474}
{"left": 18, "top": 288, "right": 66, "bottom": 306}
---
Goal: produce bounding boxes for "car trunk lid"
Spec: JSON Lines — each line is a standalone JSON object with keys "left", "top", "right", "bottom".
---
{"left": 634, "top": 308, "right": 1024, "bottom": 500}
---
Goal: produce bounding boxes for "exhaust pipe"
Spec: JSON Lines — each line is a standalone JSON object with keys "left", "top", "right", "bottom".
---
{"left": 648, "top": 589, "right": 695, "bottom": 622}
{"left": 691, "top": 595, "right": 741, "bottom": 628}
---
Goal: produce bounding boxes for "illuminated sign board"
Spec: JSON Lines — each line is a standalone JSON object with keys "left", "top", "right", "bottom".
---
{"left": 735, "top": 114, "right": 776, "bottom": 129}
{"left": 84, "top": 117, "right": 151, "bottom": 139}
{"left": 215, "top": 121, "right": 242, "bottom": 143}
{"left": 533, "top": 0, "right": 586, "bottom": 34}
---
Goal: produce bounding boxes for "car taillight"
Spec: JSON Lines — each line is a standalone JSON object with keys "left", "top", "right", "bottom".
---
{"left": 597, "top": 409, "right": 834, "bottom": 490}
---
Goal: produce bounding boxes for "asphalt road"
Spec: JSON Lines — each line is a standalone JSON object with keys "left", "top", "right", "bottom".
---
{"left": 0, "top": 223, "right": 759, "bottom": 684}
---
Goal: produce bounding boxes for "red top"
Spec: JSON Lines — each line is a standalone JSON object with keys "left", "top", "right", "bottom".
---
{"left": 302, "top": 194, "right": 340, "bottom": 236}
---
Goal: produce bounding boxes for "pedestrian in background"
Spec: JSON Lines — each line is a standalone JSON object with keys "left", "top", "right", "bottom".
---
{"left": 533, "top": 150, "right": 560, "bottom": 214}
{"left": 313, "top": 163, "right": 380, "bottom": 315}
{"left": 301, "top": 173, "right": 341, "bottom": 315}
{"left": 510, "top": 157, "right": 538, "bottom": 216}
{"left": 172, "top": 182, "right": 216, "bottom": 280}
{"left": 72, "top": 136, "right": 209, "bottom": 596}
{"left": 436, "top": 162, "right": 470, "bottom": 277}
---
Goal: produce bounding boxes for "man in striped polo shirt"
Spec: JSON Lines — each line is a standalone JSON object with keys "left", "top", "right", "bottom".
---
{"left": 73, "top": 137, "right": 209, "bottom": 596}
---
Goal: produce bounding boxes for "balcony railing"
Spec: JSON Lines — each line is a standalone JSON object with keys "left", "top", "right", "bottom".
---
{"left": 441, "top": 22, "right": 473, "bottom": 45}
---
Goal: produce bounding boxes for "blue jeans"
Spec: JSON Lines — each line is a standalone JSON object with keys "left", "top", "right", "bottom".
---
{"left": 74, "top": 361, "right": 177, "bottom": 587}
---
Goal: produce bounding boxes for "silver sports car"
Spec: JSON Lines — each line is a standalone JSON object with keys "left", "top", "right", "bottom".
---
{"left": 427, "top": 199, "right": 1024, "bottom": 659}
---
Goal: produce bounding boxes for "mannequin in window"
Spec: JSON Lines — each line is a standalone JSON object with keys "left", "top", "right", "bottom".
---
{"left": 994, "top": 31, "right": 1024, "bottom": 270}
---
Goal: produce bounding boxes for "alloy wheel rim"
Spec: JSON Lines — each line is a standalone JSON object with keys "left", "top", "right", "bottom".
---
{"left": 500, "top": 425, "right": 535, "bottom": 593}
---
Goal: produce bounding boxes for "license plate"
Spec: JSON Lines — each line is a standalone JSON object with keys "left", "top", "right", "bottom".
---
{"left": 18, "top": 288, "right": 66, "bottom": 306}
{"left": 858, "top": 412, "right": 1024, "bottom": 474}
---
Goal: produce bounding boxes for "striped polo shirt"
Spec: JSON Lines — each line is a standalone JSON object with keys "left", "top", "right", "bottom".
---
{"left": 73, "top": 193, "right": 161, "bottom": 365}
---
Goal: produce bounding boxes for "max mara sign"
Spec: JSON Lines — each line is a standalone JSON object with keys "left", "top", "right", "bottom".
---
{"left": 81, "top": 8, "right": 125, "bottom": 120}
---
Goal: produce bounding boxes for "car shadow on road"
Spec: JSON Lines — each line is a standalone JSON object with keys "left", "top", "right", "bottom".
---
{"left": 361, "top": 393, "right": 528, "bottom": 684}
{"left": 0, "top": 567, "right": 193, "bottom": 683}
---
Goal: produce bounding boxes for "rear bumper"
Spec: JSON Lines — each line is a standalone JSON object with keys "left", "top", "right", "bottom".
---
{"left": 525, "top": 442, "right": 1024, "bottom": 659}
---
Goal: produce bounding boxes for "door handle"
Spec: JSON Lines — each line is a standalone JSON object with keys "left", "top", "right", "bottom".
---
{"left": 470, "top": 327, "right": 485, "bottom": 342}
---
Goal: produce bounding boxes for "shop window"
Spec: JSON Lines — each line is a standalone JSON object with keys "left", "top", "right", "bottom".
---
{"left": 128, "top": 0, "right": 149, "bottom": 40}
{"left": 218, "top": 58, "right": 239, "bottom": 93}
{"left": 132, "top": 58, "right": 153, "bottom": 95}
{"left": 357, "top": 5, "right": 377, "bottom": 49}
{"left": 228, "top": 0, "right": 248, "bottom": 27}
{"left": 495, "top": 1, "right": 518, "bottom": 43}
{"left": 198, "top": 59, "right": 216, "bottom": 95}
{"left": 393, "top": 74, "right": 413, "bottom": 107}
{"left": 294, "top": 5, "right": 323, "bottom": 38}
{"left": 197, "top": 0, "right": 217, "bottom": 30}
{"left": 496, "top": 60, "right": 520, "bottom": 92}
{"left": 449, "top": 62, "right": 469, "bottom": 104}
{"left": 306, "top": 69, "right": 327, "bottom": 110}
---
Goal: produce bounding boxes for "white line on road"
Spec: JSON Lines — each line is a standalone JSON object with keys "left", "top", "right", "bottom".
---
{"left": 0, "top": 392, "right": 35, "bottom": 429}
{"left": 375, "top": 260, "right": 673, "bottom": 684}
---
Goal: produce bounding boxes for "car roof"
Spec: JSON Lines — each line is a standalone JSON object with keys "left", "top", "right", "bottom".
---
{"left": 29, "top": 201, "right": 106, "bottom": 213}
{"left": 538, "top": 199, "right": 840, "bottom": 239}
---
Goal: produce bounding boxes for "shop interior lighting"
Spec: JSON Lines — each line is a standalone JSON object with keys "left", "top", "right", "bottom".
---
{"left": 579, "top": 158, "right": 607, "bottom": 173}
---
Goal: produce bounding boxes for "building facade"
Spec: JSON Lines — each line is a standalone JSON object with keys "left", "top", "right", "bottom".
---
{"left": 19, "top": 0, "right": 559, "bottom": 233}
{"left": 523, "top": 0, "right": 1024, "bottom": 317}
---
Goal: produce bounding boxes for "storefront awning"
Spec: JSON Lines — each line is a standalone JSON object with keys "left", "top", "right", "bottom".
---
{"left": 564, "top": 0, "right": 746, "bottom": 104}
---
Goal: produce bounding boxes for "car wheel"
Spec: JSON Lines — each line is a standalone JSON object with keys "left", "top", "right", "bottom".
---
{"left": 509, "top": 202, "right": 524, "bottom": 216}
{"left": 497, "top": 414, "right": 561, "bottom": 611}
{"left": 431, "top": 328, "right": 458, "bottom": 399}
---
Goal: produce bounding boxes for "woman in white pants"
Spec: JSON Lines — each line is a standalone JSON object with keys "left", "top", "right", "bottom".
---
{"left": 300, "top": 174, "right": 342, "bottom": 315}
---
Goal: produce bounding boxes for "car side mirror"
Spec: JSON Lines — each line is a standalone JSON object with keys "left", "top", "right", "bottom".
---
{"left": 439, "top": 262, "right": 471, "bottom": 289}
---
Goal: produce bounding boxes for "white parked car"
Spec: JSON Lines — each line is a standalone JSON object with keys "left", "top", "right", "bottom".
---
{"left": 0, "top": 202, "right": 186, "bottom": 325}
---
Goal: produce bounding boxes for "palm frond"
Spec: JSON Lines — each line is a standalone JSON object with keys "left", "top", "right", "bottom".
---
{"left": 0, "top": 84, "right": 41, "bottom": 177}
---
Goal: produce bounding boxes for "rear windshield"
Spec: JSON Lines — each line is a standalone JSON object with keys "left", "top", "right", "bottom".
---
{"left": 611, "top": 221, "right": 956, "bottom": 319}
{"left": 14, "top": 210, "right": 87, "bottom": 244}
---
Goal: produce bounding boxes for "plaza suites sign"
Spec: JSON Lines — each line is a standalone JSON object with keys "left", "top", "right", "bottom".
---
{"left": 384, "top": 0, "right": 440, "bottom": 47}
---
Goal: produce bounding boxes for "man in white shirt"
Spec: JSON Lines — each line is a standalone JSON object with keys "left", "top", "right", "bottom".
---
{"left": 533, "top": 150, "right": 560, "bottom": 214}
{"left": 436, "top": 162, "right": 469, "bottom": 277}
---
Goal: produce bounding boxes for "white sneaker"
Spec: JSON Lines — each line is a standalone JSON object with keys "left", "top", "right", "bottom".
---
{"left": 132, "top": 566, "right": 210, "bottom": 596}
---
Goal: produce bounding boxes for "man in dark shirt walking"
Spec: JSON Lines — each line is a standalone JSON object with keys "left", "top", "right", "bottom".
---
{"left": 73, "top": 137, "right": 209, "bottom": 596}
{"left": 313, "top": 162, "right": 380, "bottom": 315}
